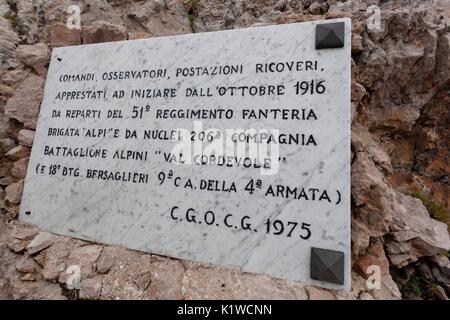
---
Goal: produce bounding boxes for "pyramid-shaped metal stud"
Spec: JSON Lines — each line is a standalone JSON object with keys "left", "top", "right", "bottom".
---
{"left": 310, "top": 247, "right": 344, "bottom": 285}
{"left": 315, "top": 22, "right": 345, "bottom": 49}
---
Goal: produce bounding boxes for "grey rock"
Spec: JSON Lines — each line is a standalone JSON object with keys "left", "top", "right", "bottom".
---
{"left": 13, "top": 223, "right": 38, "bottom": 240}
{"left": 101, "top": 250, "right": 152, "bottom": 299}
{"left": 306, "top": 286, "right": 336, "bottom": 300}
{"left": 0, "top": 138, "right": 16, "bottom": 155}
{"left": 0, "top": 16, "right": 20, "bottom": 69}
{"left": 2, "top": 66, "right": 31, "bottom": 86}
{"left": 82, "top": 21, "right": 128, "bottom": 44}
{"left": 359, "top": 292, "right": 374, "bottom": 300}
{"left": 66, "top": 244, "right": 103, "bottom": 279}
{"left": 96, "top": 248, "right": 115, "bottom": 274}
{"left": 11, "top": 158, "right": 29, "bottom": 179}
{"left": 148, "top": 259, "right": 184, "bottom": 299}
{"left": 5, "top": 146, "right": 30, "bottom": 161}
{"left": 7, "top": 238, "right": 29, "bottom": 253}
{"left": 391, "top": 192, "right": 450, "bottom": 258}
{"left": 15, "top": 255, "right": 36, "bottom": 273}
{"left": 42, "top": 237, "right": 83, "bottom": 281}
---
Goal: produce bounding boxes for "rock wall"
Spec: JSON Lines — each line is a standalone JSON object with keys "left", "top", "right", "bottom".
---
{"left": 0, "top": 0, "right": 449, "bottom": 300}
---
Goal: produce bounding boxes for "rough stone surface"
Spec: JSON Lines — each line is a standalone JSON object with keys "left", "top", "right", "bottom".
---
{"left": 17, "top": 129, "right": 35, "bottom": 147}
{"left": 101, "top": 248, "right": 152, "bottom": 299}
{"left": 20, "top": 15, "right": 352, "bottom": 292}
{"left": 80, "top": 276, "right": 103, "bottom": 299}
{"left": 389, "top": 192, "right": 450, "bottom": 259}
{"left": 6, "top": 238, "right": 29, "bottom": 253}
{"left": 180, "top": 262, "right": 308, "bottom": 300}
{"left": 11, "top": 158, "right": 29, "bottom": 179}
{"left": 16, "top": 43, "right": 51, "bottom": 76}
{"left": 49, "top": 23, "right": 81, "bottom": 47}
{"left": 5, "top": 146, "right": 30, "bottom": 161}
{"left": 0, "top": 0, "right": 449, "bottom": 300}
{"left": 183, "top": 264, "right": 247, "bottom": 299}
{"left": 65, "top": 245, "right": 103, "bottom": 280}
{"left": 96, "top": 247, "right": 115, "bottom": 274}
{"left": 148, "top": 259, "right": 184, "bottom": 300}
{"left": 241, "top": 274, "right": 306, "bottom": 300}
{"left": 0, "top": 84, "right": 13, "bottom": 102}
{"left": 42, "top": 237, "right": 84, "bottom": 281}
{"left": 5, "top": 181, "right": 23, "bottom": 205}
{"left": 27, "top": 232, "right": 58, "bottom": 255}
{"left": 0, "top": 158, "right": 12, "bottom": 178}
{"left": 4, "top": 74, "right": 45, "bottom": 129}
{"left": 306, "top": 286, "right": 336, "bottom": 300}
{"left": 82, "top": 21, "right": 128, "bottom": 44}
{"left": 15, "top": 255, "right": 36, "bottom": 273}
{"left": 2, "top": 67, "right": 31, "bottom": 87}
{"left": 12, "top": 223, "right": 38, "bottom": 240}
{"left": 0, "top": 10, "right": 20, "bottom": 69}
{"left": 359, "top": 292, "right": 374, "bottom": 300}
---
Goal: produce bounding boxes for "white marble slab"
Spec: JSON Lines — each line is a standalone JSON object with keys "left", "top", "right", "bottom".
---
{"left": 20, "top": 19, "right": 352, "bottom": 290}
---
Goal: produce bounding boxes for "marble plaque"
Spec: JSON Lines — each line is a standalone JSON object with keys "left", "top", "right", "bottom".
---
{"left": 20, "top": 18, "right": 352, "bottom": 290}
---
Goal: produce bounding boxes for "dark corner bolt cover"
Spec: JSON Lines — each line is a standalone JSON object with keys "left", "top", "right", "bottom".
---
{"left": 315, "top": 22, "right": 345, "bottom": 49}
{"left": 310, "top": 247, "right": 345, "bottom": 285}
